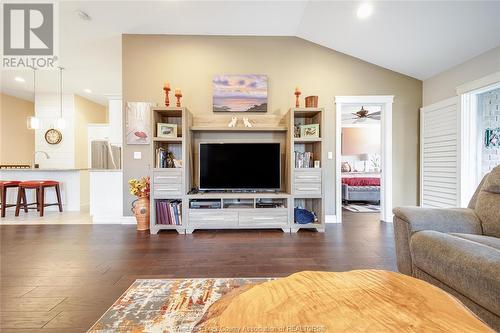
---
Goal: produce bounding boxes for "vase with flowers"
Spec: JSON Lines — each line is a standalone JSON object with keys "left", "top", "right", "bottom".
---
{"left": 129, "top": 177, "right": 150, "bottom": 231}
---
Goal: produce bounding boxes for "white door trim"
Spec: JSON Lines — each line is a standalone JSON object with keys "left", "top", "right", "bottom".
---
{"left": 335, "top": 95, "right": 394, "bottom": 223}
{"left": 456, "top": 71, "right": 500, "bottom": 95}
{"left": 458, "top": 80, "right": 500, "bottom": 205}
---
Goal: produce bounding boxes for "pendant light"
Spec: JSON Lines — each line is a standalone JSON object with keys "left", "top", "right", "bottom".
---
{"left": 55, "top": 66, "right": 66, "bottom": 130}
{"left": 26, "top": 67, "right": 40, "bottom": 130}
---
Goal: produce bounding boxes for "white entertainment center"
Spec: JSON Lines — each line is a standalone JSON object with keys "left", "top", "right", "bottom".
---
{"left": 150, "top": 106, "right": 325, "bottom": 234}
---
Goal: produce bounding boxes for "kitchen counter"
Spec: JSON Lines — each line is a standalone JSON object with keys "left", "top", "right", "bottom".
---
{"left": 0, "top": 169, "right": 86, "bottom": 211}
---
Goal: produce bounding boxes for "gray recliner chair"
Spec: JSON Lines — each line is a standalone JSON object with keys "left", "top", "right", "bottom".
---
{"left": 393, "top": 165, "right": 500, "bottom": 330}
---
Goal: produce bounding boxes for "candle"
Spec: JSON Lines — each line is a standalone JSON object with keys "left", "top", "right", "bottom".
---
{"left": 164, "top": 82, "right": 170, "bottom": 89}
{"left": 295, "top": 86, "right": 301, "bottom": 93}
{"left": 175, "top": 89, "right": 181, "bottom": 95}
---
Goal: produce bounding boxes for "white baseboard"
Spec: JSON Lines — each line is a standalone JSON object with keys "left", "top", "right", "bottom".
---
{"left": 120, "top": 216, "right": 137, "bottom": 225}
{"left": 91, "top": 215, "right": 137, "bottom": 224}
{"left": 325, "top": 215, "right": 339, "bottom": 223}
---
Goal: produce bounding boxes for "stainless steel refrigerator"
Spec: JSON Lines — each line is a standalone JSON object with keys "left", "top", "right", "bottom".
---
{"left": 91, "top": 140, "right": 121, "bottom": 169}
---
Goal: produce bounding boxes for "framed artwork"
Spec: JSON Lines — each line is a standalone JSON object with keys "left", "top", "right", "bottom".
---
{"left": 300, "top": 124, "right": 320, "bottom": 138}
{"left": 485, "top": 128, "right": 500, "bottom": 148}
{"left": 126, "top": 102, "right": 151, "bottom": 144}
{"left": 157, "top": 123, "right": 177, "bottom": 138}
{"left": 213, "top": 74, "right": 267, "bottom": 112}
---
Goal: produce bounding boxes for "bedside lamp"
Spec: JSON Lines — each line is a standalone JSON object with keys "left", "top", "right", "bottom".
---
{"left": 359, "top": 153, "right": 369, "bottom": 172}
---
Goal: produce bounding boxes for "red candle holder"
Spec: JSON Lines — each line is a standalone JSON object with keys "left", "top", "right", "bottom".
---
{"left": 175, "top": 91, "right": 182, "bottom": 107}
{"left": 163, "top": 86, "right": 171, "bottom": 107}
{"left": 294, "top": 90, "right": 301, "bottom": 108}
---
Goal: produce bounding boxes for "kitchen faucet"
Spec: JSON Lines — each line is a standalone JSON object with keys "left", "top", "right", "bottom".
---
{"left": 33, "top": 151, "right": 50, "bottom": 168}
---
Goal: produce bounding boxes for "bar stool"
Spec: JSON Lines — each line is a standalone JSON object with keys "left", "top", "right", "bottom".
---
{"left": 15, "top": 181, "right": 63, "bottom": 217}
{"left": 0, "top": 181, "right": 25, "bottom": 218}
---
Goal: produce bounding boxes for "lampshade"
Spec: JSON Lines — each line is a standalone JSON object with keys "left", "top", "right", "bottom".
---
{"left": 27, "top": 116, "right": 40, "bottom": 130}
{"left": 359, "top": 153, "right": 370, "bottom": 161}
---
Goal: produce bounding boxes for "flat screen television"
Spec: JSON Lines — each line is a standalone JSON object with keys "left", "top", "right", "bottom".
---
{"left": 199, "top": 143, "right": 280, "bottom": 191}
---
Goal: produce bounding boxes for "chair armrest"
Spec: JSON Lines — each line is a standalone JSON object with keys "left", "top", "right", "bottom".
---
{"left": 393, "top": 207, "right": 482, "bottom": 235}
{"left": 392, "top": 207, "right": 482, "bottom": 276}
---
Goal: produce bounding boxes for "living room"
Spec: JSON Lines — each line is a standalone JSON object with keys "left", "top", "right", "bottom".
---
{"left": 1, "top": 1, "right": 499, "bottom": 332}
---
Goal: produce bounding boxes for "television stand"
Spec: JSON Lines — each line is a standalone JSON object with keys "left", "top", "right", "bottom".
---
{"left": 184, "top": 192, "right": 291, "bottom": 234}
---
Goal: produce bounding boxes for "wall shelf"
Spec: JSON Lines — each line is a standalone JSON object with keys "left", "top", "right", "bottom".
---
{"left": 190, "top": 126, "right": 288, "bottom": 132}
{"left": 153, "top": 137, "right": 183, "bottom": 142}
{"left": 149, "top": 106, "right": 324, "bottom": 234}
{"left": 293, "top": 138, "right": 322, "bottom": 143}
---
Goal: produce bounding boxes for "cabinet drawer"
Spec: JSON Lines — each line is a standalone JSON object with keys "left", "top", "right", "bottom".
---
{"left": 294, "top": 183, "right": 322, "bottom": 195}
{"left": 189, "top": 210, "right": 238, "bottom": 227}
{"left": 154, "top": 183, "right": 183, "bottom": 197}
{"left": 294, "top": 169, "right": 321, "bottom": 183}
{"left": 153, "top": 169, "right": 182, "bottom": 184}
{"left": 239, "top": 209, "right": 288, "bottom": 227}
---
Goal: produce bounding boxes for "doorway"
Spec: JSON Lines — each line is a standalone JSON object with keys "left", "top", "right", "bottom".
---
{"left": 458, "top": 80, "right": 500, "bottom": 204}
{"left": 335, "top": 96, "right": 394, "bottom": 223}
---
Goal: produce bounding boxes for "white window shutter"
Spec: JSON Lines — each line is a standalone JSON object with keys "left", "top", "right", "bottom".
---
{"left": 420, "top": 97, "right": 460, "bottom": 208}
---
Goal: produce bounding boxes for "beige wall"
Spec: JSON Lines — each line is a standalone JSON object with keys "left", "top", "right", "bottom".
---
{"left": 123, "top": 35, "right": 422, "bottom": 215}
{"left": 74, "top": 94, "right": 107, "bottom": 169}
{"left": 74, "top": 94, "right": 107, "bottom": 210}
{"left": 423, "top": 46, "right": 500, "bottom": 106}
{"left": 342, "top": 127, "right": 381, "bottom": 155}
{"left": 0, "top": 93, "right": 35, "bottom": 166}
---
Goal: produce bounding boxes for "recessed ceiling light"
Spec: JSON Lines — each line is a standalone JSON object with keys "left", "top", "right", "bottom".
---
{"left": 14, "top": 76, "right": 25, "bottom": 83}
{"left": 84, "top": 88, "right": 92, "bottom": 94}
{"left": 357, "top": 3, "right": 373, "bottom": 19}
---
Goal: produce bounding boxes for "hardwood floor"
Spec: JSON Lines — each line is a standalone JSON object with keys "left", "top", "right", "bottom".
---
{"left": 0, "top": 211, "right": 395, "bottom": 332}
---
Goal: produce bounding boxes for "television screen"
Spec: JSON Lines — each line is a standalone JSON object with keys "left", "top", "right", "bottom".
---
{"left": 199, "top": 143, "right": 280, "bottom": 190}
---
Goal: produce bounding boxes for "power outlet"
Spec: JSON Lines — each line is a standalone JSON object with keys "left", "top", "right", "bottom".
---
{"left": 328, "top": 152, "right": 333, "bottom": 159}
{"left": 133, "top": 152, "right": 142, "bottom": 160}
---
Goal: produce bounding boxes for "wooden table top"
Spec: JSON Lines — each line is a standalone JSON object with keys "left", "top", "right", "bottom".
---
{"left": 194, "top": 270, "right": 493, "bottom": 332}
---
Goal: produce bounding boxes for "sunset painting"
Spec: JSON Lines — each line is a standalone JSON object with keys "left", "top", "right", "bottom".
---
{"left": 213, "top": 74, "right": 268, "bottom": 112}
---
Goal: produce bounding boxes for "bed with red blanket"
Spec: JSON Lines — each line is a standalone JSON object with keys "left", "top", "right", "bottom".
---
{"left": 342, "top": 177, "right": 380, "bottom": 203}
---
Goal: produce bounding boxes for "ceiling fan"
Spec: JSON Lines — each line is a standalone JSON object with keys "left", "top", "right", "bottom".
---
{"left": 349, "top": 106, "right": 381, "bottom": 123}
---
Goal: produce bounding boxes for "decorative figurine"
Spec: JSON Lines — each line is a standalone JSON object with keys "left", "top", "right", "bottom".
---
{"left": 166, "top": 151, "right": 175, "bottom": 168}
{"left": 294, "top": 86, "right": 301, "bottom": 108}
{"left": 174, "top": 88, "right": 182, "bottom": 107}
{"left": 163, "top": 82, "right": 171, "bottom": 107}
{"left": 243, "top": 117, "right": 253, "bottom": 128}
{"left": 228, "top": 116, "right": 238, "bottom": 127}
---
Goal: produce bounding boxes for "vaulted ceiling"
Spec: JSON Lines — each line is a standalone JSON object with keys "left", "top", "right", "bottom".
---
{"left": 2, "top": 1, "right": 500, "bottom": 104}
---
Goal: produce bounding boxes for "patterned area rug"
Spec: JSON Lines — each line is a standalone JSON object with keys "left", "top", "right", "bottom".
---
{"left": 343, "top": 204, "right": 380, "bottom": 213}
{"left": 88, "top": 278, "right": 269, "bottom": 333}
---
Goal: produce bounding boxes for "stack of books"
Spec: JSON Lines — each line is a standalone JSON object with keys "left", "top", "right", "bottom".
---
{"left": 294, "top": 151, "right": 314, "bottom": 168}
{"left": 155, "top": 200, "right": 182, "bottom": 225}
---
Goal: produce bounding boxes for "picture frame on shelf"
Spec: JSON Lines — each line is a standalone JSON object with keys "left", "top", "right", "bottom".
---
{"left": 157, "top": 123, "right": 178, "bottom": 138}
{"left": 300, "top": 124, "right": 320, "bottom": 138}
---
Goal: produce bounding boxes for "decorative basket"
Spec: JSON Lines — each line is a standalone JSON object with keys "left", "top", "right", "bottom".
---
{"left": 133, "top": 197, "right": 150, "bottom": 231}
{"left": 305, "top": 96, "right": 318, "bottom": 108}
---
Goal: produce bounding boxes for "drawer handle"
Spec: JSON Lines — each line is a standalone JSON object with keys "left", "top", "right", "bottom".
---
{"left": 201, "top": 217, "right": 226, "bottom": 221}
{"left": 297, "top": 187, "right": 319, "bottom": 191}
{"left": 156, "top": 176, "right": 178, "bottom": 179}
{"left": 297, "top": 176, "right": 319, "bottom": 179}
{"left": 253, "top": 217, "right": 275, "bottom": 220}
{"left": 156, "top": 188, "right": 179, "bottom": 191}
